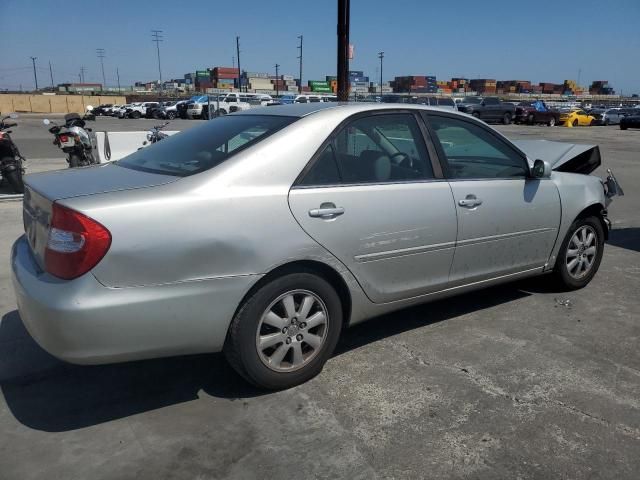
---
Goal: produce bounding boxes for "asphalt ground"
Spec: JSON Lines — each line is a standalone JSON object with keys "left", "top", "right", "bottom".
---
{"left": 0, "top": 116, "right": 638, "bottom": 479}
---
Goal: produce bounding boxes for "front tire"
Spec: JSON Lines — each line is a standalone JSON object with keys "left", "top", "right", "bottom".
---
{"left": 503, "top": 112, "right": 512, "bottom": 125}
{"left": 68, "top": 154, "right": 81, "bottom": 168}
{"left": 572, "top": 119, "right": 578, "bottom": 127}
{"left": 167, "top": 111, "right": 176, "bottom": 119}
{"left": 553, "top": 216, "right": 604, "bottom": 290}
{"left": 548, "top": 117, "right": 556, "bottom": 127}
{"left": 224, "top": 272, "right": 343, "bottom": 390}
{"left": 620, "top": 124, "right": 628, "bottom": 130}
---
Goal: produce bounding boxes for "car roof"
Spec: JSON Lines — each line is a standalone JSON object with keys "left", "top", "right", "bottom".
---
{"left": 235, "top": 102, "right": 461, "bottom": 118}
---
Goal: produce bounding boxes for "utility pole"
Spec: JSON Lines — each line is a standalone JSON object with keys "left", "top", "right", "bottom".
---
{"left": 236, "top": 36, "right": 242, "bottom": 93}
{"left": 577, "top": 67, "right": 582, "bottom": 87}
{"left": 297, "top": 35, "right": 303, "bottom": 94}
{"left": 80, "top": 66, "right": 86, "bottom": 83}
{"left": 30, "top": 56, "right": 38, "bottom": 91}
{"left": 97, "top": 48, "right": 106, "bottom": 90}
{"left": 49, "top": 61, "right": 54, "bottom": 89}
{"left": 275, "top": 63, "right": 280, "bottom": 97}
{"left": 337, "top": 0, "right": 350, "bottom": 101}
{"left": 116, "top": 67, "right": 121, "bottom": 93}
{"left": 151, "top": 30, "right": 163, "bottom": 91}
{"left": 378, "top": 51, "right": 384, "bottom": 98}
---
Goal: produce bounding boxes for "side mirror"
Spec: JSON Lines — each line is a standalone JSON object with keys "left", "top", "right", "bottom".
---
{"left": 9, "top": 113, "right": 19, "bottom": 119}
{"left": 531, "top": 159, "right": 552, "bottom": 179}
{"left": 43, "top": 119, "right": 50, "bottom": 125}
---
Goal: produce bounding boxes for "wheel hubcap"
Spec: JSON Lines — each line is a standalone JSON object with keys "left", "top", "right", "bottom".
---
{"left": 256, "top": 290, "right": 329, "bottom": 372}
{"left": 565, "top": 225, "right": 597, "bottom": 280}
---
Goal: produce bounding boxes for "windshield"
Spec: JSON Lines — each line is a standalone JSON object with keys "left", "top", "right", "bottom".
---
{"left": 117, "top": 115, "right": 297, "bottom": 177}
{"left": 461, "top": 97, "right": 482, "bottom": 104}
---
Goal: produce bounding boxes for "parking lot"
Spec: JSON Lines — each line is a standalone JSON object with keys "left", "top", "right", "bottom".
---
{"left": 0, "top": 118, "right": 638, "bottom": 479}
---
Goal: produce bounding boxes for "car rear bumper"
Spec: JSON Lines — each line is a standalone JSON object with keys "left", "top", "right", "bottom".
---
{"left": 11, "top": 235, "right": 261, "bottom": 365}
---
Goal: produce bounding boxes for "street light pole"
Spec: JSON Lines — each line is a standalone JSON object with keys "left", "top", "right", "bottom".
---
{"left": 49, "top": 61, "right": 54, "bottom": 89}
{"left": 116, "top": 67, "right": 121, "bottom": 93}
{"left": 297, "top": 35, "right": 303, "bottom": 94}
{"left": 275, "top": 64, "right": 280, "bottom": 98}
{"left": 30, "top": 56, "right": 38, "bottom": 91}
{"left": 236, "top": 36, "right": 242, "bottom": 93}
{"left": 337, "top": 0, "right": 350, "bottom": 101}
{"left": 378, "top": 51, "right": 384, "bottom": 98}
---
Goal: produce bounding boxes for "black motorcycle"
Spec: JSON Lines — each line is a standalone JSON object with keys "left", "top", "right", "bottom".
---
{"left": 0, "top": 113, "right": 25, "bottom": 194}
{"left": 142, "top": 122, "right": 170, "bottom": 147}
{"left": 44, "top": 111, "right": 97, "bottom": 168}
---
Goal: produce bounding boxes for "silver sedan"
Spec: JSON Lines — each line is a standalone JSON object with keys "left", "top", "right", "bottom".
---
{"left": 12, "top": 103, "right": 622, "bottom": 389}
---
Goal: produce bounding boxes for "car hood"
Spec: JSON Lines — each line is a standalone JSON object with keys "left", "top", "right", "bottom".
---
{"left": 25, "top": 162, "right": 178, "bottom": 201}
{"left": 512, "top": 139, "right": 601, "bottom": 175}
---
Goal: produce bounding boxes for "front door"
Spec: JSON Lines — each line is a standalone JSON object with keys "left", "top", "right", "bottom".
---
{"left": 426, "top": 113, "right": 561, "bottom": 284}
{"left": 289, "top": 111, "right": 458, "bottom": 303}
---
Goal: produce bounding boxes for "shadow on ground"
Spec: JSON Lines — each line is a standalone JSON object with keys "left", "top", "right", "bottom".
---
{"left": 607, "top": 227, "right": 640, "bottom": 253}
{"left": 0, "top": 284, "right": 531, "bottom": 432}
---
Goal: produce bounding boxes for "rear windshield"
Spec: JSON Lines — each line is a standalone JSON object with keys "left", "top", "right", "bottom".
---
{"left": 117, "top": 115, "right": 296, "bottom": 177}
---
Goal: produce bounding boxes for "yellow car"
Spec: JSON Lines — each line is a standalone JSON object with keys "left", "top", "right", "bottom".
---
{"left": 559, "top": 109, "right": 596, "bottom": 127}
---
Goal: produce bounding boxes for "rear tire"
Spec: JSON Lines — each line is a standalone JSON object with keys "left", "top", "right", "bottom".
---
{"left": 553, "top": 216, "right": 604, "bottom": 290}
{"left": 167, "top": 111, "right": 176, "bottom": 119}
{"left": 68, "top": 154, "right": 81, "bottom": 168}
{"left": 572, "top": 119, "right": 578, "bottom": 127}
{"left": 471, "top": 111, "right": 480, "bottom": 118}
{"left": 131, "top": 111, "right": 141, "bottom": 119}
{"left": 548, "top": 117, "right": 556, "bottom": 127}
{"left": 527, "top": 114, "right": 535, "bottom": 125}
{"left": 2, "top": 163, "right": 24, "bottom": 194}
{"left": 620, "top": 124, "right": 628, "bottom": 130}
{"left": 503, "top": 113, "right": 512, "bottom": 125}
{"left": 224, "top": 272, "right": 343, "bottom": 390}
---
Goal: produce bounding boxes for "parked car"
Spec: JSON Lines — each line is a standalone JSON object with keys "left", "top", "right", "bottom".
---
{"left": 126, "top": 102, "right": 159, "bottom": 119}
{"left": 162, "top": 100, "right": 187, "bottom": 119}
{"left": 514, "top": 101, "right": 560, "bottom": 126}
{"left": 145, "top": 101, "right": 175, "bottom": 119}
{"left": 455, "top": 97, "right": 516, "bottom": 124}
{"left": 590, "top": 108, "right": 622, "bottom": 126}
{"left": 278, "top": 94, "right": 336, "bottom": 105}
{"left": 620, "top": 111, "right": 640, "bottom": 130}
{"left": 248, "top": 94, "right": 275, "bottom": 107}
{"left": 116, "top": 104, "right": 134, "bottom": 118}
{"left": 559, "top": 109, "right": 596, "bottom": 127}
{"left": 105, "top": 104, "right": 122, "bottom": 116}
{"left": 12, "top": 103, "right": 623, "bottom": 390}
{"left": 92, "top": 104, "right": 113, "bottom": 116}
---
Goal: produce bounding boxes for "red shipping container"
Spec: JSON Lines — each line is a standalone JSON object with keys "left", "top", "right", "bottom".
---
{"left": 214, "top": 73, "right": 237, "bottom": 79}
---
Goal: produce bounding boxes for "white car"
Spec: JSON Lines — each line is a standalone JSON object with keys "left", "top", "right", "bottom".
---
{"left": 116, "top": 104, "right": 135, "bottom": 118}
{"left": 279, "top": 94, "right": 337, "bottom": 104}
{"left": 126, "top": 102, "right": 159, "bottom": 119}
{"left": 187, "top": 93, "right": 254, "bottom": 119}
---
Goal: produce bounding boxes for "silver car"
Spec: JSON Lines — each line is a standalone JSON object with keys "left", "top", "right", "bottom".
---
{"left": 590, "top": 108, "right": 622, "bottom": 126}
{"left": 12, "top": 103, "right": 623, "bottom": 389}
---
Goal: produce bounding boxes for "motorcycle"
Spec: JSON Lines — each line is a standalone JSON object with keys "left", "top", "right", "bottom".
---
{"left": 44, "top": 106, "right": 97, "bottom": 168}
{"left": 0, "top": 113, "right": 26, "bottom": 194}
{"left": 141, "top": 122, "right": 170, "bottom": 148}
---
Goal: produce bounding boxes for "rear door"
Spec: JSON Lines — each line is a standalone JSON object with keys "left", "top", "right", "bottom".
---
{"left": 425, "top": 112, "right": 561, "bottom": 284}
{"left": 482, "top": 97, "right": 501, "bottom": 121}
{"left": 289, "top": 111, "right": 458, "bottom": 303}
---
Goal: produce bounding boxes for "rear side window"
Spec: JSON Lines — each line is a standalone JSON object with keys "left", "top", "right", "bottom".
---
{"left": 117, "top": 115, "right": 296, "bottom": 177}
{"left": 299, "top": 145, "right": 341, "bottom": 186}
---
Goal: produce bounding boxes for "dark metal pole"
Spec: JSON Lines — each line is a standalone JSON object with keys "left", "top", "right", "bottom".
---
{"left": 49, "top": 61, "right": 54, "bottom": 88}
{"left": 97, "top": 48, "right": 106, "bottom": 89}
{"left": 337, "top": 0, "right": 350, "bottom": 101}
{"left": 236, "top": 36, "right": 242, "bottom": 93}
{"left": 152, "top": 30, "right": 163, "bottom": 91}
{"left": 297, "top": 35, "right": 303, "bottom": 94}
{"left": 275, "top": 64, "right": 280, "bottom": 98}
{"left": 30, "top": 56, "right": 38, "bottom": 90}
{"left": 116, "top": 67, "right": 121, "bottom": 93}
{"left": 378, "top": 52, "right": 384, "bottom": 98}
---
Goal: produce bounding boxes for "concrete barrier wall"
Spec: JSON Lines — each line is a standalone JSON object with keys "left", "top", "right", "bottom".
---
{"left": 0, "top": 94, "right": 127, "bottom": 114}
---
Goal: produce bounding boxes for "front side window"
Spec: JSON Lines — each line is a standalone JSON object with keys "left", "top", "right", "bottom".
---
{"left": 117, "top": 115, "right": 296, "bottom": 177}
{"left": 428, "top": 115, "right": 527, "bottom": 179}
{"left": 333, "top": 113, "right": 433, "bottom": 184}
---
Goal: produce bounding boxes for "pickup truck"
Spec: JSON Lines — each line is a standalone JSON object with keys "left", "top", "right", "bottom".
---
{"left": 515, "top": 101, "right": 561, "bottom": 126}
{"left": 455, "top": 97, "right": 516, "bottom": 124}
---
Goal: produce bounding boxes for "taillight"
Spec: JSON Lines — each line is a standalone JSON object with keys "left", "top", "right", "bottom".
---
{"left": 59, "top": 134, "right": 69, "bottom": 143}
{"left": 45, "top": 203, "right": 111, "bottom": 280}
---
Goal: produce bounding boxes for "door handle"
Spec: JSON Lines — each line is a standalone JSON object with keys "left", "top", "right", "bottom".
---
{"left": 458, "top": 195, "right": 483, "bottom": 208}
{"left": 309, "top": 203, "right": 345, "bottom": 219}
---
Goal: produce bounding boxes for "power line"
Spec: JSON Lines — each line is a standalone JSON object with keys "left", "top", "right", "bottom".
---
{"left": 30, "top": 56, "right": 38, "bottom": 90}
{"left": 151, "top": 30, "right": 163, "bottom": 90}
{"left": 97, "top": 48, "right": 106, "bottom": 88}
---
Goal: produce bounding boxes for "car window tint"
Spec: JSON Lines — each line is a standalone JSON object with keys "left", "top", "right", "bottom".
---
{"left": 117, "top": 115, "right": 296, "bottom": 177}
{"left": 334, "top": 114, "right": 433, "bottom": 184}
{"left": 299, "top": 145, "right": 341, "bottom": 186}
{"left": 429, "top": 115, "right": 527, "bottom": 179}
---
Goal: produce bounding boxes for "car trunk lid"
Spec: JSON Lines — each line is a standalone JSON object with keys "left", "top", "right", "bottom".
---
{"left": 22, "top": 163, "right": 178, "bottom": 271}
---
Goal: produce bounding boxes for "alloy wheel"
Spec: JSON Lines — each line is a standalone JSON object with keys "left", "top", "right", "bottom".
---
{"left": 256, "top": 290, "right": 329, "bottom": 372}
{"left": 565, "top": 225, "right": 598, "bottom": 280}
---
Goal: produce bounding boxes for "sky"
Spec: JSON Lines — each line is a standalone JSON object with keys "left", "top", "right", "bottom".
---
{"left": 1, "top": 0, "right": 639, "bottom": 94}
